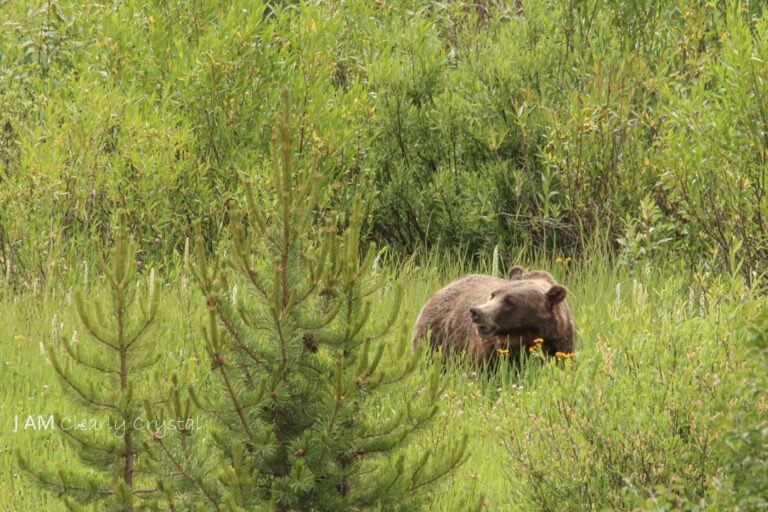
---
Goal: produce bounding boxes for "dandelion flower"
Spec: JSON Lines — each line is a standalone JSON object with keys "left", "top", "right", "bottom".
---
{"left": 497, "top": 348, "right": 510, "bottom": 355}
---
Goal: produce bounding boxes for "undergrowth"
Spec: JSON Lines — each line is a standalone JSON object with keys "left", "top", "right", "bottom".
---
{"left": 2, "top": 252, "right": 764, "bottom": 510}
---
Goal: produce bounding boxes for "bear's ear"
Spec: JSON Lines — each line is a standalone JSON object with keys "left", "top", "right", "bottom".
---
{"left": 546, "top": 284, "right": 568, "bottom": 307}
{"left": 508, "top": 266, "right": 524, "bottom": 280}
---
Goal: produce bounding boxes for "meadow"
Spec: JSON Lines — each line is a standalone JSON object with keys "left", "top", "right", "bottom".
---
{"left": 2, "top": 250, "right": 765, "bottom": 510}
{"left": 1, "top": 0, "right": 767, "bottom": 510}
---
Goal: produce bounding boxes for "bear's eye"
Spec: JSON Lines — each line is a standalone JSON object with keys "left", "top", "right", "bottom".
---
{"left": 490, "top": 293, "right": 496, "bottom": 299}
{"left": 504, "top": 297, "right": 515, "bottom": 307}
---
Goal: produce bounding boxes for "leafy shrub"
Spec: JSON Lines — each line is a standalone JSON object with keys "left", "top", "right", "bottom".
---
{"left": 710, "top": 307, "right": 768, "bottom": 510}
{"left": 498, "top": 269, "right": 760, "bottom": 510}
{"left": 628, "top": 305, "right": 768, "bottom": 511}
{"left": 617, "top": 195, "right": 679, "bottom": 265}
{"left": 659, "top": 5, "right": 768, "bottom": 285}
{"left": 1, "top": 0, "right": 767, "bottom": 287}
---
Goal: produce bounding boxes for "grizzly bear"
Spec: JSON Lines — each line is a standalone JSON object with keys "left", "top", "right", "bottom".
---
{"left": 411, "top": 266, "right": 574, "bottom": 365}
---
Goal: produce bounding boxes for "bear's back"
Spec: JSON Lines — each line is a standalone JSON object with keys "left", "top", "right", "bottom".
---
{"left": 411, "top": 274, "right": 507, "bottom": 353}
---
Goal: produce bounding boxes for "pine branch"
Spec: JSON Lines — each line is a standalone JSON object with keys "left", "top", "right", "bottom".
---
{"left": 60, "top": 339, "right": 119, "bottom": 375}
{"left": 20, "top": 218, "right": 165, "bottom": 511}
{"left": 151, "top": 88, "right": 463, "bottom": 509}
{"left": 51, "top": 360, "right": 117, "bottom": 410}
{"left": 56, "top": 420, "right": 122, "bottom": 455}
{"left": 73, "top": 298, "right": 118, "bottom": 350}
{"left": 153, "top": 436, "right": 222, "bottom": 511}
{"left": 124, "top": 315, "right": 154, "bottom": 350}
{"left": 213, "top": 298, "right": 271, "bottom": 371}
{"left": 217, "top": 360, "right": 258, "bottom": 447}
{"left": 295, "top": 298, "right": 343, "bottom": 330}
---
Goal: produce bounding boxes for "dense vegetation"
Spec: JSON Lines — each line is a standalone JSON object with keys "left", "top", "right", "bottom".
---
{"left": 5, "top": 255, "right": 767, "bottom": 510}
{"left": 2, "top": 0, "right": 767, "bottom": 286}
{"left": 1, "top": 0, "right": 767, "bottom": 511}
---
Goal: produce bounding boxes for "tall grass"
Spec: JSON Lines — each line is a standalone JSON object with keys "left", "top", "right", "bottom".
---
{"left": 2, "top": 250, "right": 762, "bottom": 510}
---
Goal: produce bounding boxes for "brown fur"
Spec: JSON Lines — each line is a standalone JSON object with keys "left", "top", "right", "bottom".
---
{"left": 411, "top": 266, "right": 574, "bottom": 365}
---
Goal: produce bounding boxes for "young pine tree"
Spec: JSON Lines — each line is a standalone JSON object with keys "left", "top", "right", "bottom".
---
{"left": 18, "top": 221, "right": 162, "bottom": 511}
{"left": 155, "top": 89, "right": 467, "bottom": 511}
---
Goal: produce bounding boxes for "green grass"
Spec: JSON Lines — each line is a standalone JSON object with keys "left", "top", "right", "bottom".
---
{"left": 1, "top": 253, "right": 761, "bottom": 510}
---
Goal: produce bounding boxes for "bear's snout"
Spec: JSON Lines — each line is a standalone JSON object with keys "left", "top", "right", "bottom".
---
{"left": 469, "top": 306, "right": 481, "bottom": 322}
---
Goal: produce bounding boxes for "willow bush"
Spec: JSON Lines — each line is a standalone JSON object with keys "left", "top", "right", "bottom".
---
{"left": 1, "top": 0, "right": 766, "bottom": 285}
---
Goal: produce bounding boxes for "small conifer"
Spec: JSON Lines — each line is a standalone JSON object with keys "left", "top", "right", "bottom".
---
{"left": 152, "top": 89, "right": 467, "bottom": 510}
{"left": 18, "top": 220, "right": 161, "bottom": 511}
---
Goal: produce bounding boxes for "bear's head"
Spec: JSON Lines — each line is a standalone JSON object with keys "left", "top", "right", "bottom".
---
{"left": 468, "top": 277, "right": 568, "bottom": 339}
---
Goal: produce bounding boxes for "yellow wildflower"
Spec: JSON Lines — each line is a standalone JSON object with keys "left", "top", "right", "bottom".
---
{"left": 533, "top": 338, "right": 543, "bottom": 345}
{"left": 555, "top": 351, "right": 575, "bottom": 359}
{"left": 497, "top": 348, "right": 509, "bottom": 355}
{"left": 14, "top": 335, "right": 26, "bottom": 342}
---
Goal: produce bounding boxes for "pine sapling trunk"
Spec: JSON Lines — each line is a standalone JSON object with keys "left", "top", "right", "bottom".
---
{"left": 117, "top": 288, "right": 134, "bottom": 494}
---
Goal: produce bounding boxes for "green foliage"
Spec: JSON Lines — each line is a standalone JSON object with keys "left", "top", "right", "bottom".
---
{"left": 617, "top": 195, "right": 678, "bottom": 265}
{"left": 1, "top": 0, "right": 766, "bottom": 285}
{"left": 2, "top": 1, "right": 768, "bottom": 509}
{"left": 3, "top": 244, "right": 768, "bottom": 511}
{"left": 0, "top": 0, "right": 375, "bottom": 288}
{"left": 710, "top": 307, "right": 768, "bottom": 510}
{"left": 658, "top": 3, "right": 768, "bottom": 285}
{"left": 145, "top": 91, "right": 466, "bottom": 511}
{"left": 627, "top": 305, "right": 768, "bottom": 511}
{"left": 16, "top": 220, "right": 162, "bottom": 511}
